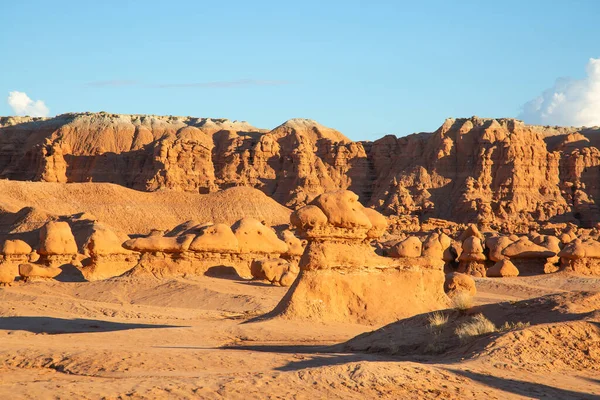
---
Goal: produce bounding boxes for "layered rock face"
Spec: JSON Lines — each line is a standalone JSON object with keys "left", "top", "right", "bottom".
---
{"left": 271, "top": 190, "right": 449, "bottom": 325}
{"left": 2, "top": 113, "right": 600, "bottom": 227}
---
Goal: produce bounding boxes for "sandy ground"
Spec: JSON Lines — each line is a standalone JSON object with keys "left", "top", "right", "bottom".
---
{"left": 0, "top": 273, "right": 599, "bottom": 399}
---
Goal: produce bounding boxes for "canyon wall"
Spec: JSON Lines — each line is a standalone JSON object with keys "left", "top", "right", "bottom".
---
{"left": 1, "top": 112, "right": 599, "bottom": 227}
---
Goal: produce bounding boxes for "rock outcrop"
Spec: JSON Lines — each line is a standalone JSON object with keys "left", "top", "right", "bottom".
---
{"left": 3, "top": 114, "right": 600, "bottom": 228}
{"left": 558, "top": 239, "right": 600, "bottom": 275}
{"left": 125, "top": 218, "right": 290, "bottom": 279}
{"left": 271, "top": 190, "right": 449, "bottom": 325}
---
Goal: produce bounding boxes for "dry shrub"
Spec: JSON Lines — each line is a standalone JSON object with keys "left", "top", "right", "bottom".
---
{"left": 500, "top": 321, "right": 530, "bottom": 331}
{"left": 452, "top": 292, "right": 473, "bottom": 311}
{"left": 427, "top": 311, "right": 449, "bottom": 329}
{"left": 455, "top": 313, "right": 497, "bottom": 340}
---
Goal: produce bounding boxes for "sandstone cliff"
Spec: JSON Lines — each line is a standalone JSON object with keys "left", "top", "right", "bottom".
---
{"left": 2, "top": 113, "right": 600, "bottom": 227}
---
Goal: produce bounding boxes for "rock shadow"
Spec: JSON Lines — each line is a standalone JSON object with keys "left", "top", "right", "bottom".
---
{"left": 0, "top": 316, "right": 185, "bottom": 334}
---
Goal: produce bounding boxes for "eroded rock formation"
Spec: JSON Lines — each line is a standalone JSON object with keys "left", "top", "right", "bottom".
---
{"left": 271, "top": 190, "right": 449, "bottom": 325}
{"left": 3, "top": 114, "right": 600, "bottom": 228}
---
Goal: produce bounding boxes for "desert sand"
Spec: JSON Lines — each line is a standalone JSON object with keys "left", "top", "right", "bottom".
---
{"left": 0, "top": 273, "right": 598, "bottom": 399}
{"left": 1, "top": 115, "right": 599, "bottom": 399}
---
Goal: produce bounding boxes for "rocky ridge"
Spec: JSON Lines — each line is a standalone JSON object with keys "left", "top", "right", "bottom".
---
{"left": 2, "top": 112, "right": 600, "bottom": 228}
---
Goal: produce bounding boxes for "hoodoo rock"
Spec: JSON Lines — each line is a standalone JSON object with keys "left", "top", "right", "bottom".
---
{"left": 457, "top": 235, "right": 487, "bottom": 277}
{"left": 502, "top": 237, "right": 557, "bottom": 275}
{"left": 486, "top": 235, "right": 514, "bottom": 262}
{"left": 36, "top": 221, "right": 80, "bottom": 278}
{"left": 0, "top": 239, "right": 34, "bottom": 284}
{"left": 39, "top": 221, "right": 78, "bottom": 256}
{"left": 80, "top": 223, "right": 138, "bottom": 281}
{"left": 270, "top": 190, "right": 449, "bottom": 325}
{"left": 124, "top": 218, "right": 289, "bottom": 279}
{"left": 558, "top": 239, "right": 600, "bottom": 275}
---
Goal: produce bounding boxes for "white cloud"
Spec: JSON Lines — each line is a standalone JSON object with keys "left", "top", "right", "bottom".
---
{"left": 7, "top": 91, "right": 50, "bottom": 117}
{"left": 519, "top": 58, "right": 600, "bottom": 127}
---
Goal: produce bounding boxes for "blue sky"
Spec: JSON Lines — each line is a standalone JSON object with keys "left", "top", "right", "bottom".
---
{"left": 1, "top": 0, "right": 599, "bottom": 140}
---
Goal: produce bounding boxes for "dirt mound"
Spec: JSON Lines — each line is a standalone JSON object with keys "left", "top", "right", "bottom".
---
{"left": 342, "top": 291, "right": 600, "bottom": 372}
{"left": 0, "top": 181, "right": 291, "bottom": 234}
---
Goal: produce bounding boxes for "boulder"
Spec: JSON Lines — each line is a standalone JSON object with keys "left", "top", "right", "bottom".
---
{"left": 487, "top": 260, "right": 519, "bottom": 277}
{"left": 19, "top": 263, "right": 62, "bottom": 281}
{"left": 390, "top": 236, "right": 422, "bottom": 258}
{"left": 39, "top": 221, "right": 78, "bottom": 255}
{"left": 486, "top": 236, "right": 514, "bottom": 262}
{"left": 188, "top": 223, "right": 239, "bottom": 253}
{"left": 310, "top": 190, "right": 372, "bottom": 229}
{"left": 232, "top": 218, "right": 288, "bottom": 254}
{"left": 0, "top": 240, "right": 32, "bottom": 255}
{"left": 444, "top": 272, "right": 477, "bottom": 297}
{"left": 421, "top": 233, "right": 444, "bottom": 259}
{"left": 250, "top": 258, "right": 296, "bottom": 286}
{"left": 290, "top": 205, "right": 328, "bottom": 231}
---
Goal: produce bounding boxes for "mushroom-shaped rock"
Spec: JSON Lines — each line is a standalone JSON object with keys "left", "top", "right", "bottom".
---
{"left": 84, "top": 225, "right": 130, "bottom": 256}
{"left": 232, "top": 218, "right": 288, "bottom": 254}
{"left": 458, "top": 236, "right": 486, "bottom": 277}
{"left": 558, "top": 239, "right": 600, "bottom": 275}
{"left": 532, "top": 235, "right": 562, "bottom": 254}
{"left": 486, "top": 236, "right": 514, "bottom": 262}
{"left": 558, "top": 239, "right": 600, "bottom": 259}
{"left": 444, "top": 272, "right": 477, "bottom": 297}
{"left": 280, "top": 230, "right": 305, "bottom": 257}
{"left": 310, "top": 190, "right": 372, "bottom": 229}
{"left": 189, "top": 224, "right": 239, "bottom": 253}
{"left": 19, "top": 263, "right": 62, "bottom": 281}
{"left": 422, "top": 233, "right": 444, "bottom": 259}
{"left": 390, "top": 236, "right": 422, "bottom": 258}
{"left": 0, "top": 239, "right": 32, "bottom": 255}
{"left": 487, "top": 260, "right": 519, "bottom": 277}
{"left": 39, "top": 221, "right": 78, "bottom": 255}
{"left": 290, "top": 205, "right": 328, "bottom": 231}
{"left": 458, "top": 224, "right": 484, "bottom": 242}
{"left": 362, "top": 208, "right": 387, "bottom": 238}
{"left": 459, "top": 237, "right": 486, "bottom": 261}
{"left": 502, "top": 238, "right": 556, "bottom": 259}
{"left": 502, "top": 237, "right": 557, "bottom": 275}
{"left": 123, "top": 234, "right": 194, "bottom": 253}
{"left": 0, "top": 262, "right": 19, "bottom": 284}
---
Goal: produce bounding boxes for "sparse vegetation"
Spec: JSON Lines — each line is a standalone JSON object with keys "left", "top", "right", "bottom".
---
{"left": 427, "top": 311, "right": 449, "bottom": 329}
{"left": 452, "top": 292, "right": 474, "bottom": 311}
{"left": 500, "top": 321, "right": 530, "bottom": 331}
{"left": 455, "top": 313, "right": 497, "bottom": 340}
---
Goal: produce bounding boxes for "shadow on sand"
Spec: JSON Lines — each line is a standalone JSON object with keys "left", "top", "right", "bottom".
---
{"left": 447, "top": 369, "right": 599, "bottom": 400}
{"left": 0, "top": 316, "right": 186, "bottom": 334}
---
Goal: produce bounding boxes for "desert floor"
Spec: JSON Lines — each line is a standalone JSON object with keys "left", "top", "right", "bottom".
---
{"left": 0, "top": 273, "right": 599, "bottom": 399}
